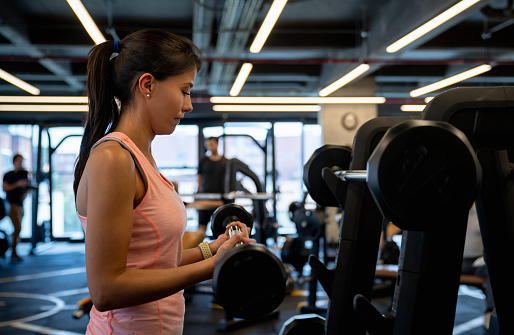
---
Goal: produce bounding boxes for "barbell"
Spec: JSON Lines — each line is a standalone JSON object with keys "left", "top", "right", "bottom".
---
{"left": 303, "top": 119, "right": 481, "bottom": 231}
{"left": 210, "top": 203, "right": 287, "bottom": 320}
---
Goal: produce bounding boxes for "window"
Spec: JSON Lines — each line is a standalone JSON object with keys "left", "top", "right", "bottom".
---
{"left": 0, "top": 125, "right": 35, "bottom": 239}
{"left": 47, "top": 128, "right": 83, "bottom": 239}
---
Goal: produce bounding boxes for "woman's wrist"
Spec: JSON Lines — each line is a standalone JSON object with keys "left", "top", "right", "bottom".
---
{"left": 198, "top": 241, "right": 213, "bottom": 259}
{"left": 208, "top": 240, "right": 219, "bottom": 255}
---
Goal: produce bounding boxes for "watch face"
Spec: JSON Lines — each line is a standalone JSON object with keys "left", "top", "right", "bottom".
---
{"left": 342, "top": 112, "right": 358, "bottom": 130}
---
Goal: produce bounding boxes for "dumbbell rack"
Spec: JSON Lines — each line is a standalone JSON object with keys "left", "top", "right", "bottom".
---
{"left": 420, "top": 86, "right": 514, "bottom": 334}
{"left": 310, "top": 116, "right": 415, "bottom": 335}
{"left": 293, "top": 86, "right": 514, "bottom": 335}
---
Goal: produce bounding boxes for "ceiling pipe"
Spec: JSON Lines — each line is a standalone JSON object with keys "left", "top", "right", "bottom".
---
{"left": 209, "top": 0, "right": 264, "bottom": 95}
{"left": 192, "top": 0, "right": 216, "bottom": 91}
{"left": 3, "top": 55, "right": 514, "bottom": 66}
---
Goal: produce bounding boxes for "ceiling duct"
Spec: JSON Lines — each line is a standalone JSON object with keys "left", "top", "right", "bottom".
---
{"left": 0, "top": 0, "right": 84, "bottom": 93}
{"left": 193, "top": 0, "right": 217, "bottom": 91}
{"left": 208, "top": 0, "right": 264, "bottom": 95}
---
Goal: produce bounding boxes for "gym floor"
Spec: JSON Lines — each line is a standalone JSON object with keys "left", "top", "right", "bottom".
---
{"left": 0, "top": 242, "right": 489, "bottom": 335}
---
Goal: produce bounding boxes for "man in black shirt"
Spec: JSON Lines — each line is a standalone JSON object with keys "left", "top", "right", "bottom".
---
{"left": 2, "top": 154, "right": 30, "bottom": 263}
{"left": 197, "top": 137, "right": 227, "bottom": 233}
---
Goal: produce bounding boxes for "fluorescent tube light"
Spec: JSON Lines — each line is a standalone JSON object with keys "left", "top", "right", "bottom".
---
{"left": 0, "top": 105, "right": 88, "bottom": 112}
{"left": 319, "top": 64, "right": 371, "bottom": 97}
{"left": 210, "top": 96, "right": 386, "bottom": 104}
{"left": 213, "top": 105, "right": 321, "bottom": 112}
{"left": 386, "top": 0, "right": 481, "bottom": 53}
{"left": 67, "top": 0, "right": 106, "bottom": 45}
{"left": 230, "top": 63, "right": 253, "bottom": 97}
{"left": 0, "top": 96, "right": 88, "bottom": 103}
{"left": 410, "top": 64, "right": 492, "bottom": 97}
{"left": 401, "top": 104, "right": 426, "bottom": 112}
{"left": 249, "top": 0, "right": 288, "bottom": 53}
{"left": 0, "top": 69, "right": 40, "bottom": 95}
{"left": 424, "top": 97, "right": 434, "bottom": 103}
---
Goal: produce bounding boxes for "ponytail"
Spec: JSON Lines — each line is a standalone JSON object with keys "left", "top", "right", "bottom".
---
{"left": 73, "top": 40, "right": 118, "bottom": 196}
{"left": 73, "top": 30, "right": 202, "bottom": 197}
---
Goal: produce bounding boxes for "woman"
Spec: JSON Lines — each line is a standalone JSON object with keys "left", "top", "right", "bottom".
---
{"left": 74, "top": 29, "right": 252, "bottom": 334}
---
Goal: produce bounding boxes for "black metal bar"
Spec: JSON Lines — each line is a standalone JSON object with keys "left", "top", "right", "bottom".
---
{"left": 30, "top": 125, "right": 43, "bottom": 253}
{"left": 46, "top": 129, "right": 54, "bottom": 242}
{"left": 323, "top": 117, "right": 413, "bottom": 335}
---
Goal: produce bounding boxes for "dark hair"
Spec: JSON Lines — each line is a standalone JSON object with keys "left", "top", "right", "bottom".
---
{"left": 73, "top": 29, "right": 202, "bottom": 196}
{"left": 13, "top": 154, "right": 23, "bottom": 163}
{"left": 205, "top": 137, "right": 219, "bottom": 143}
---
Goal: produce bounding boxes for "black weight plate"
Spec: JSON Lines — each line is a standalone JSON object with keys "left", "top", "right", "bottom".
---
{"left": 280, "top": 237, "right": 309, "bottom": 273}
{"left": 303, "top": 145, "right": 352, "bottom": 207}
{"left": 212, "top": 243, "right": 287, "bottom": 319}
{"left": 367, "top": 120, "right": 481, "bottom": 231}
{"left": 293, "top": 209, "right": 322, "bottom": 241}
{"left": 0, "top": 198, "right": 8, "bottom": 221}
{"left": 0, "top": 229, "right": 10, "bottom": 256}
{"left": 211, "top": 203, "right": 254, "bottom": 237}
{"left": 288, "top": 201, "right": 303, "bottom": 221}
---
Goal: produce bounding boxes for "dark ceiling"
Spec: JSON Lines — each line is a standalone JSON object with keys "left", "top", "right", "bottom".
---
{"left": 0, "top": 0, "right": 513, "bottom": 125}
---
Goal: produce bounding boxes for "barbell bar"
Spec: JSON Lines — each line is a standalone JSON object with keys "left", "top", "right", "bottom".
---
{"left": 334, "top": 170, "right": 367, "bottom": 181}
{"left": 303, "top": 119, "right": 482, "bottom": 231}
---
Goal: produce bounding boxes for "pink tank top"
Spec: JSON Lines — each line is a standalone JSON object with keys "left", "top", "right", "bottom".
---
{"left": 78, "top": 132, "right": 187, "bottom": 335}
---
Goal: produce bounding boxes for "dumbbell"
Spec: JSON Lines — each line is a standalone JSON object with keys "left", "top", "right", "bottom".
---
{"left": 210, "top": 204, "right": 287, "bottom": 320}
{"left": 210, "top": 203, "right": 253, "bottom": 238}
{"left": 304, "top": 119, "right": 481, "bottom": 231}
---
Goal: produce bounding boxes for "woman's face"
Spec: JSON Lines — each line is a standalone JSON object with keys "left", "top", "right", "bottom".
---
{"left": 147, "top": 68, "right": 197, "bottom": 135}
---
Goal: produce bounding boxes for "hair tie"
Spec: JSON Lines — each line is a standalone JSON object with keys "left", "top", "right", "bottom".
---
{"left": 113, "top": 40, "right": 120, "bottom": 53}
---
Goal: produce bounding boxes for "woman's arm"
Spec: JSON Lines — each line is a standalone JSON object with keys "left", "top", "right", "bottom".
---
{"left": 83, "top": 144, "right": 242, "bottom": 312}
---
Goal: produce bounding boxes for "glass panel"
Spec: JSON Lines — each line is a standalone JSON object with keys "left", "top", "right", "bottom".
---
{"left": 0, "top": 125, "right": 35, "bottom": 239}
{"left": 302, "top": 124, "right": 323, "bottom": 210}
{"left": 48, "top": 127, "right": 83, "bottom": 240}
{"left": 153, "top": 125, "right": 199, "bottom": 231}
{"left": 274, "top": 123, "right": 303, "bottom": 235}
{"left": 153, "top": 125, "right": 198, "bottom": 169}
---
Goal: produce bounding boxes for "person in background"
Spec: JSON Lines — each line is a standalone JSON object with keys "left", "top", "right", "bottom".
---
{"left": 2, "top": 154, "right": 30, "bottom": 263}
{"left": 73, "top": 29, "right": 253, "bottom": 334}
{"left": 197, "top": 137, "right": 228, "bottom": 233}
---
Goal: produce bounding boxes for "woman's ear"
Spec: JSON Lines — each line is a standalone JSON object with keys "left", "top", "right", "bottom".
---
{"left": 137, "top": 73, "right": 154, "bottom": 98}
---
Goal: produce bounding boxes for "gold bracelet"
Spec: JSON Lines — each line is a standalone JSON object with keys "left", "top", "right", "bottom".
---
{"left": 198, "top": 241, "right": 213, "bottom": 259}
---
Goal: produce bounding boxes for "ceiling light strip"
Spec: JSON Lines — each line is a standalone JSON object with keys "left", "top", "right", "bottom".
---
{"left": 0, "top": 96, "right": 88, "bottom": 103}
{"left": 0, "top": 69, "right": 40, "bottom": 96}
{"left": 66, "top": 0, "right": 106, "bottom": 45}
{"left": 210, "top": 96, "right": 386, "bottom": 104}
{"left": 213, "top": 105, "right": 321, "bottom": 112}
{"left": 249, "top": 0, "right": 288, "bottom": 53}
{"left": 0, "top": 105, "right": 88, "bottom": 112}
{"left": 319, "top": 64, "right": 371, "bottom": 97}
{"left": 386, "top": 0, "right": 481, "bottom": 53}
{"left": 401, "top": 104, "right": 426, "bottom": 112}
{"left": 230, "top": 63, "right": 253, "bottom": 97}
{"left": 410, "top": 64, "right": 492, "bottom": 97}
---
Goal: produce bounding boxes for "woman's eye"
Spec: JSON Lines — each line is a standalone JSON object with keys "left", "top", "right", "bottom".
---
{"left": 182, "top": 91, "right": 191, "bottom": 96}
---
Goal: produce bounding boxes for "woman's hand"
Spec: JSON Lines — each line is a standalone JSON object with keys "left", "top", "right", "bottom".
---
{"left": 211, "top": 221, "right": 255, "bottom": 263}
